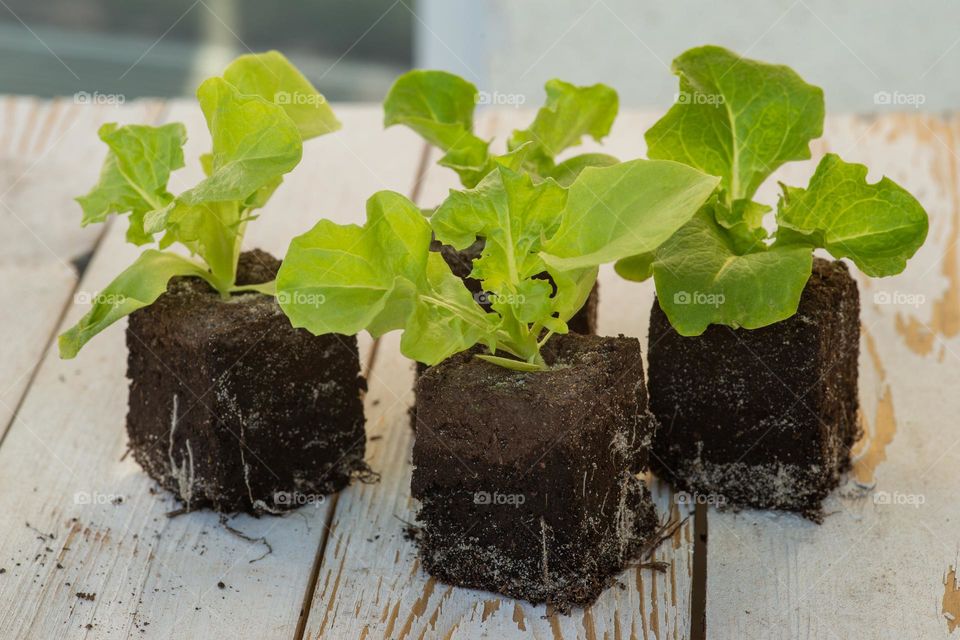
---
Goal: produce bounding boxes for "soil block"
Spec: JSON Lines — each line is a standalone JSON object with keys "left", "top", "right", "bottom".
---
{"left": 126, "top": 250, "right": 368, "bottom": 514}
{"left": 649, "top": 258, "right": 860, "bottom": 519}
{"left": 411, "top": 333, "right": 658, "bottom": 610}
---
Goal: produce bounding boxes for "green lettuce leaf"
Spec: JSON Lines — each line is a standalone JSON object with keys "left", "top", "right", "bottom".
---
{"left": 180, "top": 76, "right": 302, "bottom": 205}
{"left": 58, "top": 251, "right": 213, "bottom": 359}
{"left": 653, "top": 208, "right": 813, "bottom": 336}
{"left": 646, "top": 45, "right": 824, "bottom": 203}
{"left": 384, "top": 71, "right": 622, "bottom": 188}
{"left": 150, "top": 200, "right": 246, "bottom": 290}
{"left": 277, "top": 190, "right": 498, "bottom": 365}
{"left": 548, "top": 152, "right": 619, "bottom": 187}
{"left": 76, "top": 122, "right": 187, "bottom": 245}
{"left": 277, "top": 156, "right": 719, "bottom": 367}
{"left": 775, "top": 153, "right": 929, "bottom": 276}
{"left": 433, "top": 167, "right": 566, "bottom": 281}
{"left": 508, "top": 79, "right": 618, "bottom": 176}
{"left": 222, "top": 50, "right": 340, "bottom": 140}
{"left": 383, "top": 70, "right": 492, "bottom": 187}
{"left": 614, "top": 252, "right": 655, "bottom": 282}
{"left": 145, "top": 76, "right": 304, "bottom": 289}
{"left": 624, "top": 46, "right": 928, "bottom": 336}
{"left": 541, "top": 159, "right": 720, "bottom": 271}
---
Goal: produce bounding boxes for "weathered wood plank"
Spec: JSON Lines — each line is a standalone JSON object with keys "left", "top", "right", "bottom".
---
{"left": 304, "top": 109, "right": 697, "bottom": 638}
{"left": 706, "top": 113, "right": 960, "bottom": 639}
{"left": 0, "top": 98, "right": 167, "bottom": 442}
{"left": 0, "top": 103, "right": 424, "bottom": 639}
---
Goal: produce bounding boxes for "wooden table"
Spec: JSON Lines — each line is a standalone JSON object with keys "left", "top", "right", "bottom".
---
{"left": 0, "top": 99, "right": 954, "bottom": 639}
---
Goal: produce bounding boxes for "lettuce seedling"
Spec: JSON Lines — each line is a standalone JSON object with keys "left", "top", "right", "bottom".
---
{"left": 616, "top": 45, "right": 929, "bottom": 335}
{"left": 59, "top": 51, "right": 339, "bottom": 358}
{"left": 276, "top": 160, "right": 718, "bottom": 371}
{"left": 383, "top": 70, "right": 619, "bottom": 188}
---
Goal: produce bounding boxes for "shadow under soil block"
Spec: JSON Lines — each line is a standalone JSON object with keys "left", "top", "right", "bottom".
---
{"left": 126, "top": 250, "right": 368, "bottom": 514}
{"left": 649, "top": 258, "right": 861, "bottom": 520}
{"left": 411, "top": 334, "right": 658, "bottom": 611}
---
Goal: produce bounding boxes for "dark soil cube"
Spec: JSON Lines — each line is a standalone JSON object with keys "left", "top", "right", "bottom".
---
{"left": 411, "top": 334, "right": 658, "bottom": 610}
{"left": 126, "top": 250, "right": 368, "bottom": 514}
{"left": 649, "top": 258, "right": 860, "bottom": 519}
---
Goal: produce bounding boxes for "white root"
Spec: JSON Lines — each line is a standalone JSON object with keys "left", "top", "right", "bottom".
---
{"left": 167, "top": 395, "right": 195, "bottom": 511}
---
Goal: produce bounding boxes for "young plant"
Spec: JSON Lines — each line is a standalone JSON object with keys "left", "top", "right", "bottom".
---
{"left": 383, "top": 70, "right": 619, "bottom": 188}
{"left": 59, "top": 51, "right": 339, "bottom": 358}
{"left": 276, "top": 160, "right": 718, "bottom": 371}
{"left": 616, "top": 45, "right": 929, "bottom": 335}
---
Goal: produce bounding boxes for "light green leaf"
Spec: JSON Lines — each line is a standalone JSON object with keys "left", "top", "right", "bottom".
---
{"left": 76, "top": 122, "right": 187, "bottom": 242}
{"left": 543, "top": 265, "right": 597, "bottom": 325}
{"left": 59, "top": 251, "right": 213, "bottom": 359}
{"left": 508, "top": 79, "right": 618, "bottom": 174}
{"left": 775, "top": 153, "right": 929, "bottom": 277}
{"left": 614, "top": 252, "right": 655, "bottom": 282}
{"left": 540, "top": 159, "right": 720, "bottom": 271}
{"left": 475, "top": 354, "right": 544, "bottom": 372}
{"left": 222, "top": 50, "right": 340, "bottom": 140}
{"left": 277, "top": 190, "right": 497, "bottom": 365}
{"left": 653, "top": 209, "right": 813, "bottom": 336}
{"left": 180, "top": 76, "right": 302, "bottom": 205}
{"left": 144, "top": 77, "right": 303, "bottom": 289}
{"left": 383, "top": 70, "right": 492, "bottom": 187}
{"left": 147, "top": 199, "right": 246, "bottom": 290}
{"left": 500, "top": 278, "right": 553, "bottom": 324}
{"left": 402, "top": 252, "right": 499, "bottom": 364}
{"left": 715, "top": 198, "right": 770, "bottom": 254}
{"left": 646, "top": 45, "right": 824, "bottom": 203}
{"left": 431, "top": 166, "right": 568, "bottom": 296}
{"left": 547, "top": 152, "right": 619, "bottom": 186}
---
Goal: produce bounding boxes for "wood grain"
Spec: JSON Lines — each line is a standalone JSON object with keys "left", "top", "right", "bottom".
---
{"left": 0, "top": 98, "right": 167, "bottom": 442}
{"left": 1, "top": 104, "right": 953, "bottom": 639}
{"left": 0, "top": 103, "right": 424, "bottom": 639}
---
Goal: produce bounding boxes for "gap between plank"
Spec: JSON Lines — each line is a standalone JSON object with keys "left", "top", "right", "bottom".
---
{"left": 690, "top": 501, "right": 708, "bottom": 639}
{"left": 292, "top": 141, "right": 433, "bottom": 640}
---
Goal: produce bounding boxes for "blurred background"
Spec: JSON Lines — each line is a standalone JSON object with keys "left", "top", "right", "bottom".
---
{"left": 0, "top": 0, "right": 956, "bottom": 111}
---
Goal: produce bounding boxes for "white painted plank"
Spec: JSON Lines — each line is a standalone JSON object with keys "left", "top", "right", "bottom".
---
{"left": 0, "top": 103, "right": 425, "bottom": 639}
{"left": 0, "top": 98, "right": 167, "bottom": 440}
{"left": 305, "top": 109, "right": 698, "bottom": 638}
{"left": 706, "top": 114, "right": 960, "bottom": 639}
